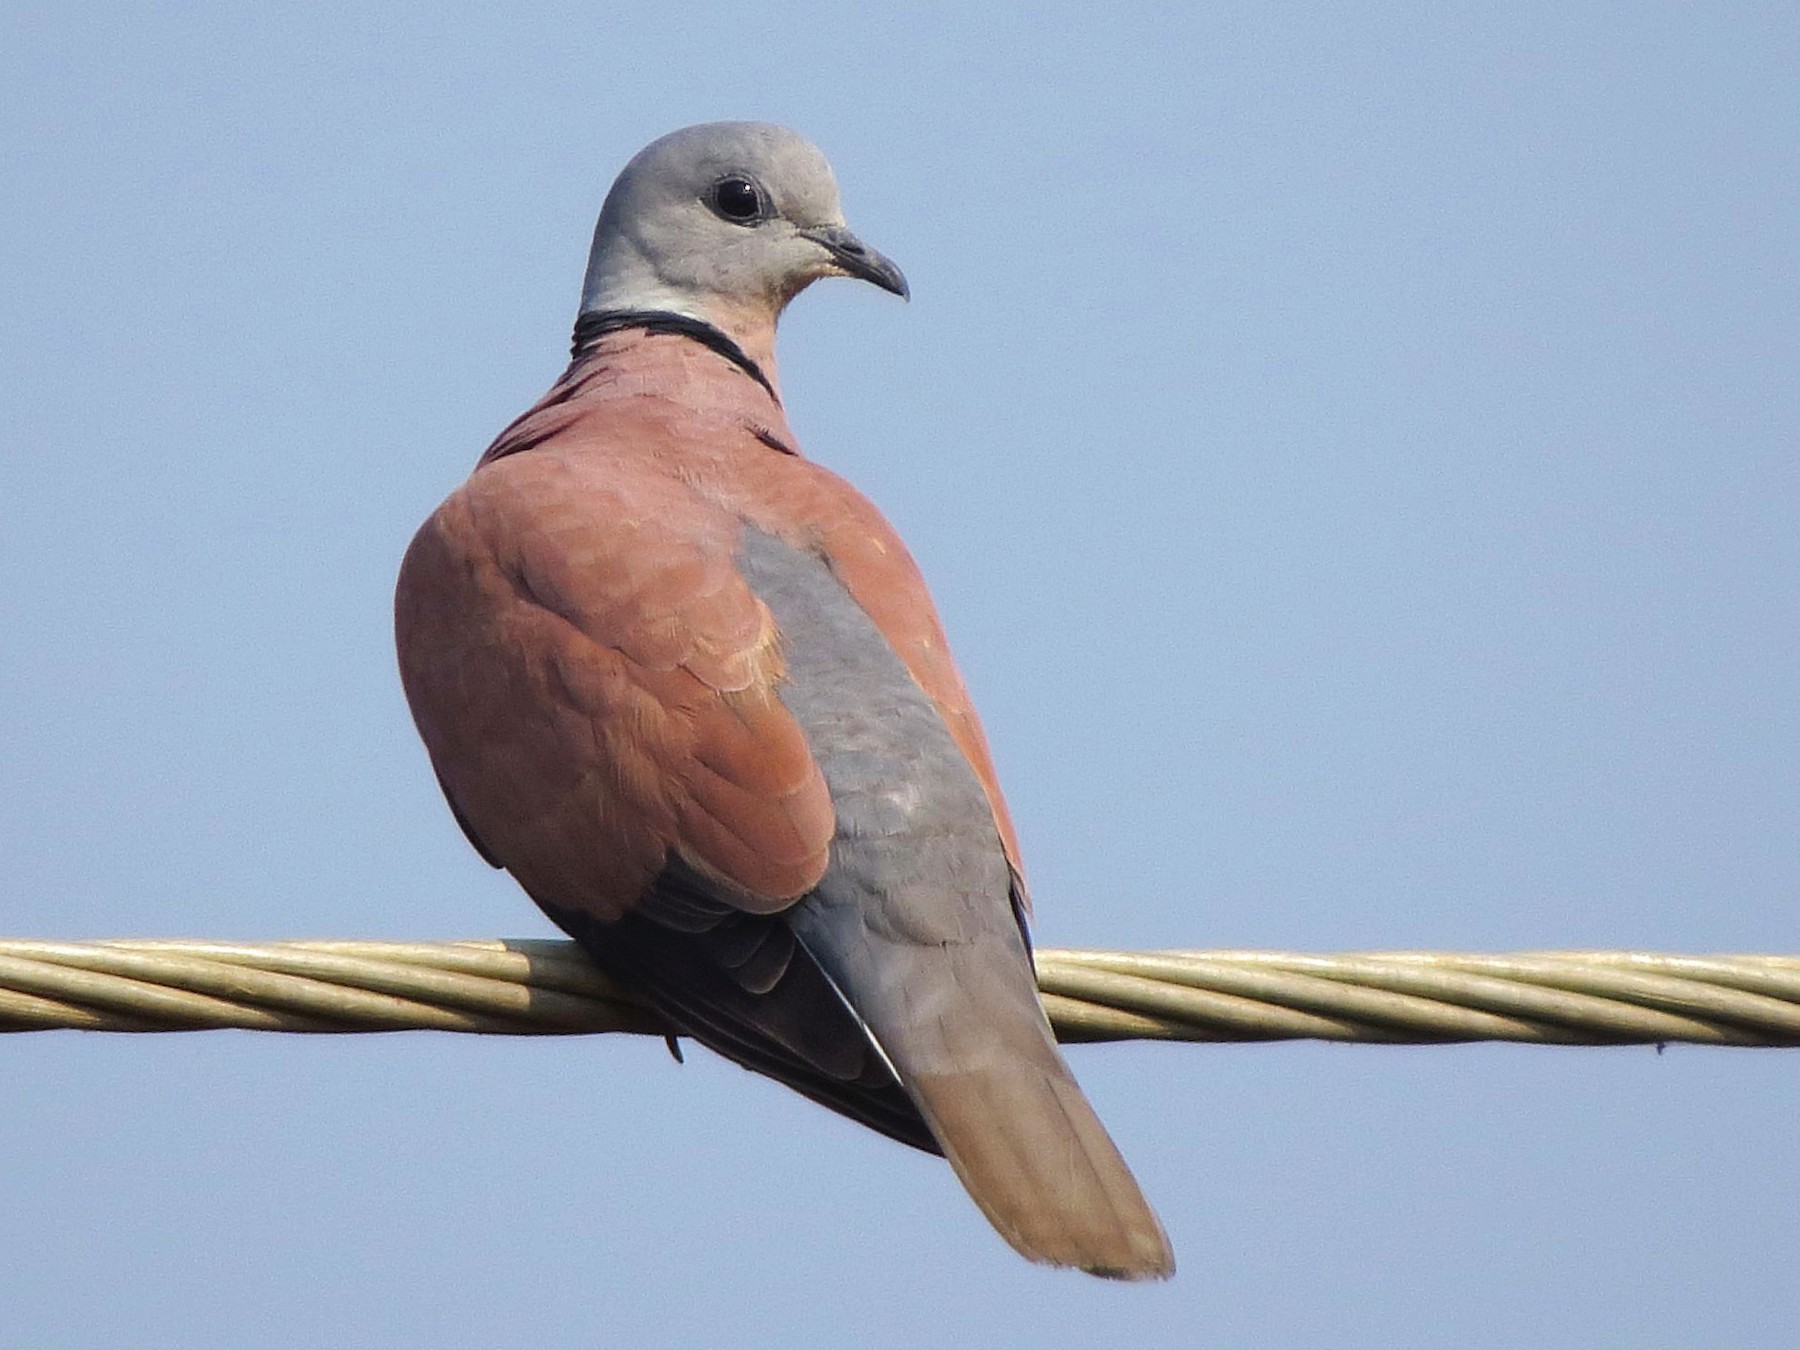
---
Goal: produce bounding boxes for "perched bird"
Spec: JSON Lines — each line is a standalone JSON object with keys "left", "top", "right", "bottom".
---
{"left": 395, "top": 122, "right": 1173, "bottom": 1278}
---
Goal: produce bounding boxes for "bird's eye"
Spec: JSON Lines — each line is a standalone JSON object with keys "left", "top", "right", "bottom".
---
{"left": 709, "top": 176, "right": 766, "bottom": 224}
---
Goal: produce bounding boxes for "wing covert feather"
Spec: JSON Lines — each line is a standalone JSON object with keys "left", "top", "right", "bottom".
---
{"left": 396, "top": 449, "right": 835, "bottom": 921}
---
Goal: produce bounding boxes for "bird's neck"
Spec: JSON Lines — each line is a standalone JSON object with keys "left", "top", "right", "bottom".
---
{"left": 572, "top": 294, "right": 782, "bottom": 404}
{"left": 571, "top": 308, "right": 778, "bottom": 403}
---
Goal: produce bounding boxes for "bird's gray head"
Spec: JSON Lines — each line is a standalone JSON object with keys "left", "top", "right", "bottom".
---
{"left": 578, "top": 122, "right": 908, "bottom": 332}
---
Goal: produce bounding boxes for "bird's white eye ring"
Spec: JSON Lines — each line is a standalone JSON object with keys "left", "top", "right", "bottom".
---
{"left": 709, "top": 175, "right": 767, "bottom": 225}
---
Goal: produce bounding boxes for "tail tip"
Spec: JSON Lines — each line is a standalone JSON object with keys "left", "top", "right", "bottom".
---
{"left": 1081, "top": 1248, "right": 1177, "bottom": 1282}
{"left": 1068, "top": 1228, "right": 1177, "bottom": 1282}
{"left": 1007, "top": 1215, "right": 1176, "bottom": 1281}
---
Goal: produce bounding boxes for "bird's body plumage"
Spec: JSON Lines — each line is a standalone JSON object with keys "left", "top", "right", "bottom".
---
{"left": 396, "top": 123, "right": 1173, "bottom": 1278}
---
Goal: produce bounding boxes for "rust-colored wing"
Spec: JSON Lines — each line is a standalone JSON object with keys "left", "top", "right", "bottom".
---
{"left": 395, "top": 443, "right": 931, "bottom": 1147}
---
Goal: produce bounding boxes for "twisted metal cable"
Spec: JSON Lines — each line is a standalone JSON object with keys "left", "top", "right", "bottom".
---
{"left": 4, "top": 939, "right": 1799, "bottom": 1046}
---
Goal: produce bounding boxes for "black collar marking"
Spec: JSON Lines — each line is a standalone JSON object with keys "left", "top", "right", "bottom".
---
{"left": 571, "top": 309, "right": 777, "bottom": 403}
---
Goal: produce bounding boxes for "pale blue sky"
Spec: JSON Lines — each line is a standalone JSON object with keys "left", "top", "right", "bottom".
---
{"left": 3, "top": 4, "right": 1797, "bottom": 1347}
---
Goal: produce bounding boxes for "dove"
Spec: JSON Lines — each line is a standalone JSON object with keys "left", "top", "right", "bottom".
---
{"left": 396, "top": 122, "right": 1173, "bottom": 1278}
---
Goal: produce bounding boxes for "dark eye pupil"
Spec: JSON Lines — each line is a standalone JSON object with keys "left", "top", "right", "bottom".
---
{"left": 714, "top": 177, "right": 761, "bottom": 222}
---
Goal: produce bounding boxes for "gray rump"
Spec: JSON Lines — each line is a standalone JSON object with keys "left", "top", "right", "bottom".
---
{"left": 738, "top": 527, "right": 1034, "bottom": 1075}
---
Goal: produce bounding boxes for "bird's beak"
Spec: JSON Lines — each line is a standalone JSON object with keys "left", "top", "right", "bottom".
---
{"left": 803, "top": 225, "right": 909, "bottom": 299}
